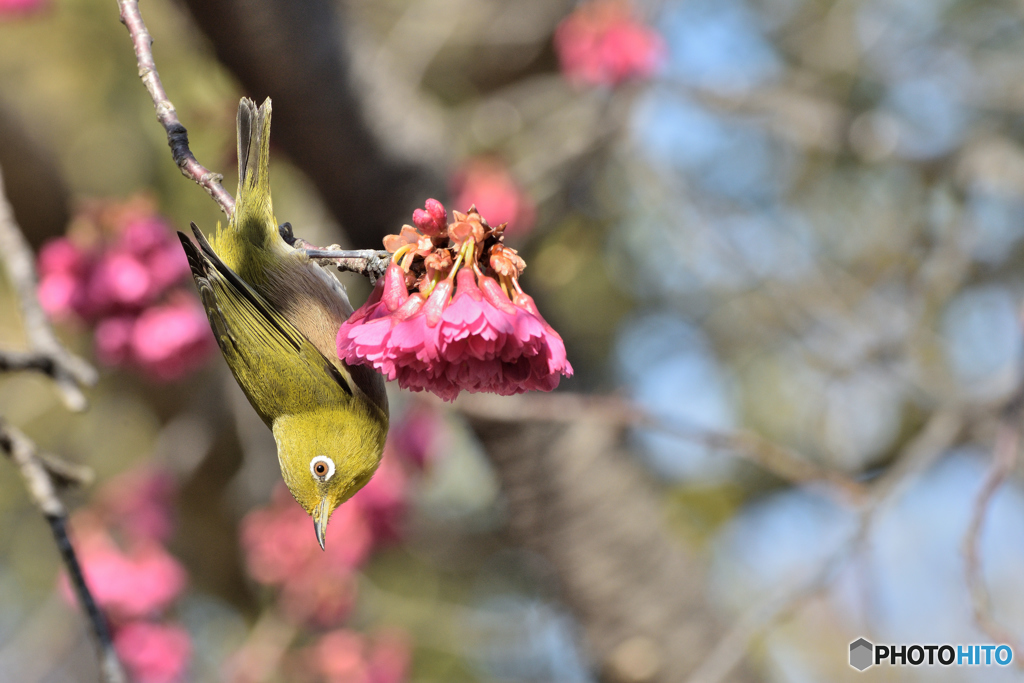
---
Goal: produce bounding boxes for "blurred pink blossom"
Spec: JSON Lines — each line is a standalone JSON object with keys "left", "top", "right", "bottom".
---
{"left": 241, "top": 485, "right": 374, "bottom": 627}
{"left": 37, "top": 238, "right": 89, "bottom": 320}
{"left": 38, "top": 272, "right": 82, "bottom": 320}
{"left": 94, "top": 316, "right": 136, "bottom": 366}
{"left": 389, "top": 403, "right": 441, "bottom": 470}
{"left": 87, "top": 252, "right": 152, "bottom": 312}
{"left": 130, "top": 297, "right": 216, "bottom": 381}
{"left": 36, "top": 199, "right": 212, "bottom": 381}
{"left": 279, "top": 564, "right": 357, "bottom": 628}
{"left": 367, "top": 629, "right": 412, "bottom": 683}
{"left": 314, "top": 630, "right": 369, "bottom": 683}
{"left": 451, "top": 158, "right": 535, "bottom": 237}
{"left": 96, "top": 466, "right": 177, "bottom": 544}
{"left": 554, "top": 0, "right": 665, "bottom": 86}
{"left": 351, "top": 453, "right": 408, "bottom": 543}
{"left": 0, "top": 0, "right": 48, "bottom": 17}
{"left": 38, "top": 238, "right": 87, "bottom": 275}
{"left": 307, "top": 629, "right": 411, "bottom": 683}
{"left": 60, "top": 527, "right": 187, "bottom": 621}
{"left": 114, "top": 621, "right": 192, "bottom": 683}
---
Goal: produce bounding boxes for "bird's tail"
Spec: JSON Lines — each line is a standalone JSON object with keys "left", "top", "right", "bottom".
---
{"left": 232, "top": 97, "right": 276, "bottom": 247}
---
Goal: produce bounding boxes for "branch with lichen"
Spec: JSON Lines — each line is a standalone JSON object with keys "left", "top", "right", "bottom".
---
{"left": 0, "top": 163, "right": 125, "bottom": 683}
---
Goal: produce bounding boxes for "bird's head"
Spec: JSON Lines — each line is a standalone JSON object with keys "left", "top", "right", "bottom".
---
{"left": 271, "top": 405, "right": 387, "bottom": 549}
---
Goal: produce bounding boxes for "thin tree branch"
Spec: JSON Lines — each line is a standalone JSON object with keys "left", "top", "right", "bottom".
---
{"left": 0, "top": 419, "right": 125, "bottom": 683}
{"left": 450, "top": 392, "right": 867, "bottom": 501}
{"left": 115, "top": 0, "right": 234, "bottom": 216}
{"left": 0, "top": 160, "right": 120, "bottom": 680}
{"left": 685, "top": 407, "right": 964, "bottom": 683}
{"left": 277, "top": 222, "right": 389, "bottom": 284}
{"left": 0, "top": 164, "right": 97, "bottom": 411}
{"left": 962, "top": 407, "right": 1023, "bottom": 658}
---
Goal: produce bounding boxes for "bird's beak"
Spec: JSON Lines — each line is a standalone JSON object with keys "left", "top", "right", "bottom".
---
{"left": 313, "top": 496, "right": 331, "bottom": 551}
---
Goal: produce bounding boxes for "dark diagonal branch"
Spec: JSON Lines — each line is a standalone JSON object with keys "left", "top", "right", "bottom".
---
{"left": 0, "top": 420, "right": 124, "bottom": 683}
{"left": 116, "top": 0, "right": 234, "bottom": 216}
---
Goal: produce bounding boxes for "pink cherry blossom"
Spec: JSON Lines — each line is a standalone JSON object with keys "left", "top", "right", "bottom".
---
{"left": 121, "top": 217, "right": 172, "bottom": 255}
{"left": 337, "top": 256, "right": 572, "bottom": 401}
{"left": 0, "top": 0, "right": 48, "bottom": 17}
{"left": 451, "top": 158, "right": 535, "bottom": 237}
{"left": 94, "top": 316, "right": 136, "bottom": 366}
{"left": 60, "top": 527, "right": 187, "bottom": 621}
{"left": 306, "top": 629, "right": 411, "bottom": 683}
{"left": 351, "top": 452, "right": 408, "bottom": 543}
{"left": 240, "top": 484, "right": 376, "bottom": 628}
{"left": 411, "top": 198, "right": 447, "bottom": 237}
{"left": 130, "top": 297, "right": 216, "bottom": 381}
{"left": 554, "top": 0, "right": 664, "bottom": 86}
{"left": 38, "top": 272, "right": 82, "bottom": 320}
{"left": 279, "top": 564, "right": 357, "bottom": 628}
{"left": 367, "top": 629, "right": 412, "bottom": 683}
{"left": 38, "top": 238, "right": 87, "bottom": 275}
{"left": 390, "top": 404, "right": 440, "bottom": 470}
{"left": 37, "top": 199, "right": 213, "bottom": 381}
{"left": 87, "top": 252, "right": 153, "bottom": 312}
{"left": 114, "top": 621, "right": 192, "bottom": 683}
{"left": 314, "top": 630, "right": 370, "bottom": 683}
{"left": 96, "top": 466, "right": 177, "bottom": 544}
{"left": 240, "top": 486, "right": 325, "bottom": 585}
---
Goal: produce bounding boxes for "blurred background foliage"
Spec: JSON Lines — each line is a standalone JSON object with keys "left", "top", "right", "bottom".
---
{"left": 3, "top": 0, "right": 1024, "bottom": 681}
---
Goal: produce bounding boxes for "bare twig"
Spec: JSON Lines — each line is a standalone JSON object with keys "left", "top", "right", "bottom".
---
{"left": 115, "top": 0, "right": 234, "bottom": 216}
{"left": 963, "top": 405, "right": 1023, "bottom": 656}
{"left": 0, "top": 419, "right": 125, "bottom": 683}
{"left": 450, "top": 392, "right": 867, "bottom": 500}
{"left": 278, "top": 222, "right": 390, "bottom": 284}
{"left": 685, "top": 407, "right": 964, "bottom": 683}
{"left": 0, "top": 165, "right": 97, "bottom": 411}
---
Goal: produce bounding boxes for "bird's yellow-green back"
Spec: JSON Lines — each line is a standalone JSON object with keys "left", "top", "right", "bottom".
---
{"left": 210, "top": 98, "right": 387, "bottom": 414}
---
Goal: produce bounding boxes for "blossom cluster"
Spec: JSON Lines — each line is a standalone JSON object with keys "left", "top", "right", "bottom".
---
{"left": 60, "top": 467, "right": 192, "bottom": 683}
{"left": 554, "top": 0, "right": 665, "bottom": 86}
{"left": 37, "top": 196, "right": 215, "bottom": 381}
{"left": 336, "top": 199, "right": 573, "bottom": 401}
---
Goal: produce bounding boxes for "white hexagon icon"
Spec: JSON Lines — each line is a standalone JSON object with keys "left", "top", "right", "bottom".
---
{"left": 850, "top": 638, "right": 873, "bottom": 671}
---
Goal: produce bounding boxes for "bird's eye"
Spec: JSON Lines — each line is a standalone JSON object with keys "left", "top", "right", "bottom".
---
{"left": 310, "top": 455, "right": 335, "bottom": 481}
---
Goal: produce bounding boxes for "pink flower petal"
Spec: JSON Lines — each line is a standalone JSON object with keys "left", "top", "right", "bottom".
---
{"left": 114, "top": 621, "right": 192, "bottom": 683}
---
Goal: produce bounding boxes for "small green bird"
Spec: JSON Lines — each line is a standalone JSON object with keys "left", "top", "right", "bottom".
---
{"left": 178, "top": 97, "right": 389, "bottom": 549}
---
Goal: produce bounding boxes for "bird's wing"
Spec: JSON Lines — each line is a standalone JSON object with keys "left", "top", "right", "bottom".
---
{"left": 178, "top": 223, "right": 354, "bottom": 425}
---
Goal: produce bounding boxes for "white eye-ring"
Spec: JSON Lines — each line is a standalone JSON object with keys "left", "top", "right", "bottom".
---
{"left": 310, "top": 455, "right": 336, "bottom": 482}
